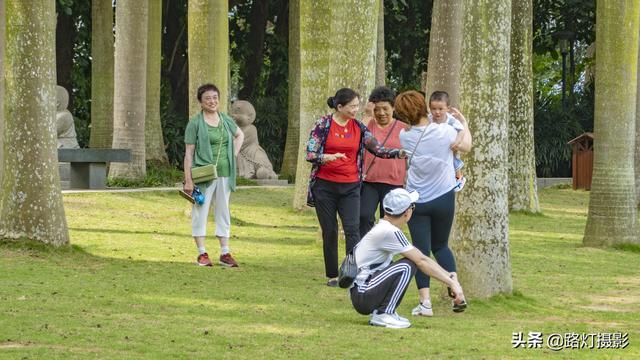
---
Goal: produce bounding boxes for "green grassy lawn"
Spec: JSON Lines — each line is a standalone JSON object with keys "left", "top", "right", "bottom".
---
{"left": 1, "top": 187, "right": 638, "bottom": 359}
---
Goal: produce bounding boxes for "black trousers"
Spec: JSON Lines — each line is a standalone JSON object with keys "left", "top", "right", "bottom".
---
{"left": 407, "top": 189, "right": 456, "bottom": 289}
{"left": 359, "top": 181, "right": 403, "bottom": 238}
{"left": 350, "top": 258, "right": 417, "bottom": 315}
{"left": 312, "top": 178, "right": 361, "bottom": 278}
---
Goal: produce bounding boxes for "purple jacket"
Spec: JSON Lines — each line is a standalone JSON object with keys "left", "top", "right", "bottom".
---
{"left": 305, "top": 115, "right": 402, "bottom": 207}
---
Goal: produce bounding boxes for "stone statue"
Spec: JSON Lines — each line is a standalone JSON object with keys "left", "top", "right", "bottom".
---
{"left": 56, "top": 85, "right": 79, "bottom": 149}
{"left": 230, "top": 100, "right": 278, "bottom": 180}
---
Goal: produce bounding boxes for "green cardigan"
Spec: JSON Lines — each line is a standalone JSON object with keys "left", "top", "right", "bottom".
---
{"left": 185, "top": 111, "right": 238, "bottom": 191}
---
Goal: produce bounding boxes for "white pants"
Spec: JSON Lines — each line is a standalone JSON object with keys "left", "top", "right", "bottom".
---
{"left": 191, "top": 177, "right": 231, "bottom": 238}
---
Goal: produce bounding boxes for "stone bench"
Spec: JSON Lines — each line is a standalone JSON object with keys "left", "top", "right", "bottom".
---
{"left": 58, "top": 149, "right": 132, "bottom": 189}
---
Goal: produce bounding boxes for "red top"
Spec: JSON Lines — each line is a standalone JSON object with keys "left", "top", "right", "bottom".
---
{"left": 316, "top": 119, "right": 361, "bottom": 183}
{"left": 363, "top": 119, "right": 408, "bottom": 186}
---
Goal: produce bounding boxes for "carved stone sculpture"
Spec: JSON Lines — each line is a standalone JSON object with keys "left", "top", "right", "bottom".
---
{"left": 230, "top": 100, "right": 277, "bottom": 179}
{"left": 56, "top": 85, "right": 79, "bottom": 149}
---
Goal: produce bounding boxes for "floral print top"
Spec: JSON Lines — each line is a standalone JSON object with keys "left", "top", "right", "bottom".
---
{"left": 305, "top": 114, "right": 402, "bottom": 207}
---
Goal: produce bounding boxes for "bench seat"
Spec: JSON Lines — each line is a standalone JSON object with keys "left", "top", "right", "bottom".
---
{"left": 58, "top": 149, "right": 131, "bottom": 189}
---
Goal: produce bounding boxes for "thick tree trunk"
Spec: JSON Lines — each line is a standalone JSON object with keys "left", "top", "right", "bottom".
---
{"left": 452, "top": 0, "right": 512, "bottom": 298}
{"left": 291, "top": 0, "right": 332, "bottom": 209}
{"left": 375, "top": 0, "right": 385, "bottom": 86}
{"left": 584, "top": 0, "right": 639, "bottom": 246}
{"left": 0, "top": 0, "right": 69, "bottom": 245}
{"left": 425, "top": 0, "right": 463, "bottom": 106}
{"left": 0, "top": 0, "right": 5, "bottom": 186}
{"left": 292, "top": 0, "right": 379, "bottom": 209}
{"left": 508, "top": 0, "right": 539, "bottom": 213}
{"left": 238, "top": 0, "right": 269, "bottom": 101}
{"left": 281, "top": 0, "right": 300, "bottom": 181}
{"left": 188, "top": 0, "right": 229, "bottom": 116}
{"left": 145, "top": 0, "right": 168, "bottom": 163}
{"left": 109, "top": 1, "right": 148, "bottom": 180}
{"left": 636, "top": 32, "right": 640, "bottom": 207}
{"left": 89, "top": 0, "right": 115, "bottom": 149}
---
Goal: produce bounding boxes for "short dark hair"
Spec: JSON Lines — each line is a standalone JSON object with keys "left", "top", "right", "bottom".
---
{"left": 197, "top": 83, "right": 220, "bottom": 102}
{"left": 368, "top": 86, "right": 396, "bottom": 104}
{"left": 429, "top": 90, "right": 450, "bottom": 106}
{"left": 327, "top": 88, "right": 359, "bottom": 109}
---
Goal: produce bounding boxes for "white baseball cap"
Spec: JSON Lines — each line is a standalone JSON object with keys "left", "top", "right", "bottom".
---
{"left": 383, "top": 188, "right": 419, "bottom": 215}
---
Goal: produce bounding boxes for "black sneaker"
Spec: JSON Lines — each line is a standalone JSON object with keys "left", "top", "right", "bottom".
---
{"left": 452, "top": 299, "right": 467, "bottom": 313}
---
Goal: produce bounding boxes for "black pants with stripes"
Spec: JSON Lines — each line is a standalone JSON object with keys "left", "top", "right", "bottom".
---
{"left": 350, "top": 258, "right": 417, "bottom": 315}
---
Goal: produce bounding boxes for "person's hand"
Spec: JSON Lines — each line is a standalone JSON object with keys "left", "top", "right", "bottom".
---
{"left": 450, "top": 140, "right": 462, "bottom": 151}
{"left": 398, "top": 149, "right": 408, "bottom": 159}
{"left": 449, "top": 107, "right": 467, "bottom": 123}
{"left": 183, "top": 179, "right": 194, "bottom": 196}
{"left": 450, "top": 280, "right": 465, "bottom": 305}
{"left": 323, "top": 153, "right": 346, "bottom": 163}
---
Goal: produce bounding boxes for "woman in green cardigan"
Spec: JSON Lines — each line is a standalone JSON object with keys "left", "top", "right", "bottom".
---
{"left": 183, "top": 83, "right": 244, "bottom": 267}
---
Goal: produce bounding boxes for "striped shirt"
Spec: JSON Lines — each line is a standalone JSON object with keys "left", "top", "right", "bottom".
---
{"left": 353, "top": 219, "right": 414, "bottom": 287}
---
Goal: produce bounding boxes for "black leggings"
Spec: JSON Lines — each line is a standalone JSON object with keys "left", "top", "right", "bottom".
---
{"left": 359, "top": 181, "right": 402, "bottom": 238}
{"left": 311, "top": 178, "right": 361, "bottom": 278}
{"left": 407, "top": 189, "right": 456, "bottom": 289}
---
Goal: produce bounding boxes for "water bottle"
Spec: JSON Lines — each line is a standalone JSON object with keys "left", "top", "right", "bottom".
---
{"left": 193, "top": 185, "right": 205, "bottom": 205}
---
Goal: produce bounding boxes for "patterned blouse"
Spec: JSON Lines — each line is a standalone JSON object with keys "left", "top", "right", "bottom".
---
{"left": 305, "top": 114, "right": 402, "bottom": 207}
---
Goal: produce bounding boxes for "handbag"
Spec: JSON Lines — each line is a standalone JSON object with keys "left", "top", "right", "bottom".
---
{"left": 338, "top": 251, "right": 358, "bottom": 288}
{"left": 191, "top": 120, "right": 224, "bottom": 184}
{"left": 191, "top": 164, "right": 217, "bottom": 184}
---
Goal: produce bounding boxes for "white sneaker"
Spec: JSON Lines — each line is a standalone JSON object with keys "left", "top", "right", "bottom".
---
{"left": 454, "top": 176, "right": 466, "bottom": 192}
{"left": 369, "top": 311, "right": 411, "bottom": 328}
{"left": 411, "top": 300, "right": 434, "bottom": 317}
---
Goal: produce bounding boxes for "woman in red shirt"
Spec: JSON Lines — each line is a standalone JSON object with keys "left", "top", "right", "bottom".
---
{"left": 359, "top": 86, "right": 409, "bottom": 238}
{"left": 305, "top": 88, "right": 405, "bottom": 287}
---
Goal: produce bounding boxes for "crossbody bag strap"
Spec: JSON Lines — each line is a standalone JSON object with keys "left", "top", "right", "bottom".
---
{"left": 407, "top": 124, "right": 428, "bottom": 168}
{"left": 213, "top": 119, "right": 225, "bottom": 166}
{"left": 363, "top": 120, "right": 398, "bottom": 178}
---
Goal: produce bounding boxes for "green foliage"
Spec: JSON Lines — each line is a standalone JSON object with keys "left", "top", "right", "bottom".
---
{"left": 253, "top": 97, "right": 287, "bottom": 172}
{"left": 107, "top": 161, "right": 184, "bottom": 188}
{"left": 533, "top": 0, "right": 595, "bottom": 56}
{"left": 384, "top": 0, "right": 432, "bottom": 91}
{"left": 613, "top": 244, "right": 640, "bottom": 253}
{"left": 160, "top": 77, "right": 188, "bottom": 168}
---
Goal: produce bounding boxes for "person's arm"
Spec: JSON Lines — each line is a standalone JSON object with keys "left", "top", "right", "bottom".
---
{"left": 233, "top": 127, "right": 244, "bottom": 157}
{"left": 449, "top": 107, "right": 472, "bottom": 153}
{"left": 183, "top": 144, "right": 196, "bottom": 195}
{"left": 362, "top": 124, "right": 406, "bottom": 159}
{"left": 401, "top": 247, "right": 465, "bottom": 303}
{"left": 451, "top": 130, "right": 465, "bottom": 151}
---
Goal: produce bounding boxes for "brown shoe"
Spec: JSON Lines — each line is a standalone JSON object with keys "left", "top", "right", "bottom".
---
{"left": 197, "top": 253, "right": 213, "bottom": 266}
{"left": 219, "top": 253, "right": 239, "bottom": 267}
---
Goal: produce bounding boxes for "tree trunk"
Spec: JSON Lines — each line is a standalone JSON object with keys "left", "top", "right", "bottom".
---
{"left": 425, "top": 0, "right": 463, "bottom": 107}
{"left": 188, "top": 0, "right": 229, "bottom": 116}
{"left": 145, "top": 0, "right": 168, "bottom": 163}
{"left": 0, "top": 0, "right": 69, "bottom": 245}
{"left": 452, "top": 0, "right": 512, "bottom": 298}
{"left": 281, "top": 0, "right": 300, "bottom": 180}
{"left": 237, "top": 0, "right": 269, "bottom": 101}
{"left": 508, "top": 0, "right": 539, "bottom": 213}
{"left": 0, "top": 0, "right": 5, "bottom": 187}
{"left": 583, "top": 0, "right": 639, "bottom": 246}
{"left": 291, "top": 0, "right": 333, "bottom": 209}
{"left": 89, "top": 0, "right": 115, "bottom": 149}
{"left": 636, "top": 31, "right": 640, "bottom": 207}
{"left": 375, "top": 0, "right": 385, "bottom": 86}
{"left": 292, "top": 0, "right": 379, "bottom": 209}
{"left": 109, "top": 0, "right": 148, "bottom": 180}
